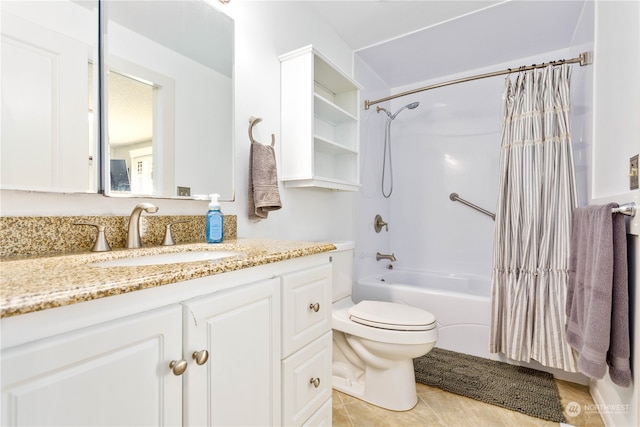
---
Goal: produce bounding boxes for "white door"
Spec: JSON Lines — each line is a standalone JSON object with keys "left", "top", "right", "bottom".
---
{"left": 1, "top": 305, "right": 183, "bottom": 426}
{"left": 130, "top": 149, "right": 153, "bottom": 194}
{"left": 182, "top": 279, "right": 281, "bottom": 426}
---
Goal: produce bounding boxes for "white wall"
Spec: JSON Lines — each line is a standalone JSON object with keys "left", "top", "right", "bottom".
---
{"left": 592, "top": 1, "right": 640, "bottom": 199}
{"left": 221, "top": 0, "right": 355, "bottom": 241}
{"left": 0, "top": 1, "right": 356, "bottom": 243}
{"left": 589, "top": 2, "right": 640, "bottom": 427}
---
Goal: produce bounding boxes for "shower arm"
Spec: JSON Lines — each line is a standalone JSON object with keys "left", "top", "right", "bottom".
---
{"left": 449, "top": 193, "right": 495, "bottom": 221}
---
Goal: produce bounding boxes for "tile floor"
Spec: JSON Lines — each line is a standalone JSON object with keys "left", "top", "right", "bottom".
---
{"left": 332, "top": 379, "right": 605, "bottom": 427}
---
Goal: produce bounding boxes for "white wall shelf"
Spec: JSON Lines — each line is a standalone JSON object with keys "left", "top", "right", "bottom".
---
{"left": 280, "top": 45, "right": 362, "bottom": 191}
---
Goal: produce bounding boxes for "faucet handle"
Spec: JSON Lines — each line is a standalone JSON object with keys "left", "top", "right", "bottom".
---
{"left": 162, "top": 220, "right": 190, "bottom": 246}
{"left": 374, "top": 214, "right": 388, "bottom": 233}
{"left": 74, "top": 222, "right": 112, "bottom": 252}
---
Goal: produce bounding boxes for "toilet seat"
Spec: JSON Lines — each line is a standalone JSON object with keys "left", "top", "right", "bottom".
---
{"left": 348, "top": 301, "right": 436, "bottom": 331}
{"left": 333, "top": 298, "right": 437, "bottom": 345}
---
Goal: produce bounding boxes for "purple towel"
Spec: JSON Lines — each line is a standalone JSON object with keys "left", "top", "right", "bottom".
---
{"left": 565, "top": 203, "right": 631, "bottom": 387}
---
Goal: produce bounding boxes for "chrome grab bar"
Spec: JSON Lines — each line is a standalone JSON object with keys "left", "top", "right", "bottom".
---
{"left": 449, "top": 193, "right": 496, "bottom": 221}
{"left": 449, "top": 195, "right": 635, "bottom": 221}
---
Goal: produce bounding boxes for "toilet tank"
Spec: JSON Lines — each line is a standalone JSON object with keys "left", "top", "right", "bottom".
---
{"left": 331, "top": 241, "right": 354, "bottom": 303}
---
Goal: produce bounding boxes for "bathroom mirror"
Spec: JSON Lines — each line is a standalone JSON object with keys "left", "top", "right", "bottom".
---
{"left": 105, "top": 0, "right": 234, "bottom": 200}
{"left": 0, "top": 0, "right": 235, "bottom": 201}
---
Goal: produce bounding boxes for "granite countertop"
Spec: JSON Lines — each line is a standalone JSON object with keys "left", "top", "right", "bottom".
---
{"left": 0, "top": 239, "right": 335, "bottom": 319}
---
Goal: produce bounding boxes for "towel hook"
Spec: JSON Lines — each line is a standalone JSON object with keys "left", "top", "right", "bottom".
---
{"left": 249, "top": 116, "right": 275, "bottom": 147}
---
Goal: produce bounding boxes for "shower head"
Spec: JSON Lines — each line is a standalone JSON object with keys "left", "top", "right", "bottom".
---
{"left": 389, "top": 102, "right": 420, "bottom": 120}
{"left": 377, "top": 101, "right": 420, "bottom": 120}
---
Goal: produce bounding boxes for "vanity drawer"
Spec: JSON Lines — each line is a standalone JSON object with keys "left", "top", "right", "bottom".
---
{"left": 281, "top": 264, "right": 332, "bottom": 357}
{"left": 302, "top": 397, "right": 332, "bottom": 426}
{"left": 282, "top": 332, "right": 332, "bottom": 427}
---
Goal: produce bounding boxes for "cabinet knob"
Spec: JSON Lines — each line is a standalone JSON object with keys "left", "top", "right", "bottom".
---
{"left": 309, "top": 303, "right": 320, "bottom": 312}
{"left": 192, "top": 350, "right": 209, "bottom": 365}
{"left": 169, "top": 359, "right": 188, "bottom": 376}
{"left": 309, "top": 377, "right": 321, "bottom": 388}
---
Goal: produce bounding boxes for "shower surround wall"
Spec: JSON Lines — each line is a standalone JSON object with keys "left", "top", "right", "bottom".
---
{"left": 356, "top": 72, "right": 592, "bottom": 282}
{"left": 364, "top": 50, "right": 592, "bottom": 279}
{"left": 354, "top": 2, "right": 594, "bottom": 326}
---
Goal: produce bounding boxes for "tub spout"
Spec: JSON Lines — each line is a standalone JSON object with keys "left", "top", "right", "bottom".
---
{"left": 376, "top": 252, "right": 396, "bottom": 262}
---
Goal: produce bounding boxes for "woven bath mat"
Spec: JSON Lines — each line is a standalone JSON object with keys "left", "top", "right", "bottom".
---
{"left": 413, "top": 348, "right": 566, "bottom": 423}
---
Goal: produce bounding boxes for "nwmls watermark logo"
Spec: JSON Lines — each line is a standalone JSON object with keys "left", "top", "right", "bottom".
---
{"left": 565, "top": 401, "right": 581, "bottom": 417}
{"left": 565, "top": 401, "right": 630, "bottom": 418}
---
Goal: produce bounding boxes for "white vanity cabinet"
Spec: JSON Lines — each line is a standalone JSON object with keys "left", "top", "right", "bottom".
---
{"left": 1, "top": 253, "right": 332, "bottom": 427}
{"left": 280, "top": 45, "right": 361, "bottom": 191}
{"left": 0, "top": 305, "right": 184, "bottom": 426}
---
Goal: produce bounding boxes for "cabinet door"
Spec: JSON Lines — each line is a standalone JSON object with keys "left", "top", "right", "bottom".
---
{"left": 1, "top": 305, "right": 183, "bottom": 426}
{"left": 183, "top": 278, "right": 280, "bottom": 426}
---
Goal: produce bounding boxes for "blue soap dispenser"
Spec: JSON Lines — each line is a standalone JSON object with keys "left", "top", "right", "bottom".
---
{"left": 205, "top": 193, "right": 224, "bottom": 243}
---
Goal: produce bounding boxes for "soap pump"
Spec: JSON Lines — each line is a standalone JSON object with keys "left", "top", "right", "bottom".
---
{"left": 205, "top": 193, "right": 224, "bottom": 243}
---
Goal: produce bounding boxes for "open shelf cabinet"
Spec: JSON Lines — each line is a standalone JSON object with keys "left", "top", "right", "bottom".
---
{"left": 280, "top": 45, "right": 361, "bottom": 191}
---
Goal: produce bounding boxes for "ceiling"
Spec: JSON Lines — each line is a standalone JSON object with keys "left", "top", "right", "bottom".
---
{"left": 304, "top": 0, "right": 502, "bottom": 51}
{"left": 305, "top": 0, "right": 588, "bottom": 88}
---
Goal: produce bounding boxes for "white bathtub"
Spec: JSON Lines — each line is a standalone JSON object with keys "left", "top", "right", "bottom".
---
{"left": 354, "top": 269, "right": 497, "bottom": 360}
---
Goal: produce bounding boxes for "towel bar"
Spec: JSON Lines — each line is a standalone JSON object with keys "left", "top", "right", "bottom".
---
{"left": 612, "top": 202, "right": 636, "bottom": 217}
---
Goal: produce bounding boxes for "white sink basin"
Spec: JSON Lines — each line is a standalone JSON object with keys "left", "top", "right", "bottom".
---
{"left": 91, "top": 251, "right": 240, "bottom": 267}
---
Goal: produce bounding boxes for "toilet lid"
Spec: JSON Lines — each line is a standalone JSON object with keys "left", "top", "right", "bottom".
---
{"left": 348, "top": 301, "right": 436, "bottom": 331}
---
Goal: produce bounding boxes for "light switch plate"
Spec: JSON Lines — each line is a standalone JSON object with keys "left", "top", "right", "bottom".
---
{"left": 631, "top": 155, "right": 639, "bottom": 190}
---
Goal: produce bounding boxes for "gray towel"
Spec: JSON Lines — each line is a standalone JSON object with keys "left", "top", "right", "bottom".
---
{"left": 248, "top": 141, "right": 282, "bottom": 220}
{"left": 565, "top": 203, "right": 631, "bottom": 387}
{"left": 608, "top": 207, "right": 631, "bottom": 387}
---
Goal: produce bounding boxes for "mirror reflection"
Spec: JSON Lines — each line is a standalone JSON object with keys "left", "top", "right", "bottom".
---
{"left": 0, "top": 0, "right": 235, "bottom": 201}
{"left": 1, "top": 0, "right": 99, "bottom": 193}
{"left": 106, "top": 0, "right": 234, "bottom": 200}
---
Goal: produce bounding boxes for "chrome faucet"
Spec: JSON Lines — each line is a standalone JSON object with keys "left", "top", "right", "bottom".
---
{"left": 127, "top": 203, "right": 159, "bottom": 249}
{"left": 376, "top": 252, "right": 396, "bottom": 262}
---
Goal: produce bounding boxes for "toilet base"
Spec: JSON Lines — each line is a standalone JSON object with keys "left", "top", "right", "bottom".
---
{"left": 332, "top": 358, "right": 419, "bottom": 411}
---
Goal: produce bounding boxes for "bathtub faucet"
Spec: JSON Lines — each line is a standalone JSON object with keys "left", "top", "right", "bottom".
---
{"left": 376, "top": 252, "right": 396, "bottom": 262}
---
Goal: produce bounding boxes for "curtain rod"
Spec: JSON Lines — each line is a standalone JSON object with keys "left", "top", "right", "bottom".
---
{"left": 363, "top": 51, "right": 593, "bottom": 110}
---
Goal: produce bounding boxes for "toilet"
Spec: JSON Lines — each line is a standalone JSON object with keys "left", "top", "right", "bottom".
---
{"left": 331, "top": 242, "right": 438, "bottom": 411}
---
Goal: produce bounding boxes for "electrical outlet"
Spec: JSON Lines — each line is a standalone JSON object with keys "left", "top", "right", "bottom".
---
{"left": 631, "top": 155, "right": 638, "bottom": 190}
{"left": 177, "top": 186, "right": 191, "bottom": 197}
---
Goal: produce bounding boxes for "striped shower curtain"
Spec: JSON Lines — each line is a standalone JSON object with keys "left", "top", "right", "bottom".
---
{"left": 490, "top": 64, "right": 579, "bottom": 372}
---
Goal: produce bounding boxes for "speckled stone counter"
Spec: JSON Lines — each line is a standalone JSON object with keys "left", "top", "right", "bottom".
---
{"left": 0, "top": 239, "right": 335, "bottom": 318}
{"left": 0, "top": 215, "right": 238, "bottom": 257}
